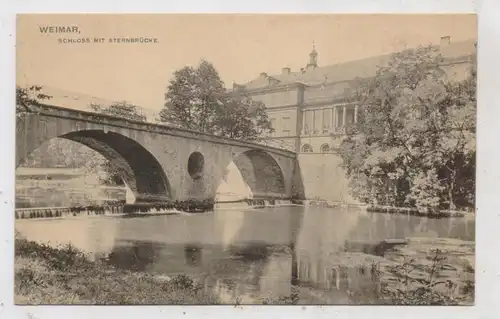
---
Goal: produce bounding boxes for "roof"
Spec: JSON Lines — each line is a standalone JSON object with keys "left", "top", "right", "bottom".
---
{"left": 240, "top": 39, "right": 477, "bottom": 91}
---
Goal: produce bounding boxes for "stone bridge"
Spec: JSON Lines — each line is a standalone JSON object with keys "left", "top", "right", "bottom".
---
{"left": 16, "top": 104, "right": 303, "bottom": 203}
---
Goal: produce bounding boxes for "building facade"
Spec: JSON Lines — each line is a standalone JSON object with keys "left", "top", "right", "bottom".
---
{"left": 231, "top": 36, "right": 477, "bottom": 154}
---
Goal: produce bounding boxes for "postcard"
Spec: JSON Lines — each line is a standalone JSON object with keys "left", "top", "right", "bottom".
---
{"left": 14, "top": 13, "right": 476, "bottom": 305}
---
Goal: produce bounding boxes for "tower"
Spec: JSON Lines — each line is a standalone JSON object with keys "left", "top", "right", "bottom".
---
{"left": 307, "top": 41, "right": 318, "bottom": 69}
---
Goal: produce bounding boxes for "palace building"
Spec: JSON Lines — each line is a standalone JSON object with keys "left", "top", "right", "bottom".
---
{"left": 230, "top": 36, "right": 477, "bottom": 154}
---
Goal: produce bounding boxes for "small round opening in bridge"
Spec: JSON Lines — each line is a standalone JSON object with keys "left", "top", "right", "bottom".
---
{"left": 188, "top": 151, "right": 205, "bottom": 180}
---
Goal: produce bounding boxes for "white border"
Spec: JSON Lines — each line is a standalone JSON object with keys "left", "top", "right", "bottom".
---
{"left": 1, "top": 1, "right": 499, "bottom": 318}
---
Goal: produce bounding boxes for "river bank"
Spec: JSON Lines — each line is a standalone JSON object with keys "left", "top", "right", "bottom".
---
{"left": 14, "top": 233, "right": 474, "bottom": 305}
{"left": 305, "top": 200, "right": 474, "bottom": 219}
{"left": 14, "top": 235, "right": 220, "bottom": 305}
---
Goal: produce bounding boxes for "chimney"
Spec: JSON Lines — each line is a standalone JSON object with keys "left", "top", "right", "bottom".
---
{"left": 440, "top": 36, "right": 451, "bottom": 46}
{"left": 282, "top": 67, "right": 291, "bottom": 75}
{"left": 260, "top": 72, "right": 268, "bottom": 78}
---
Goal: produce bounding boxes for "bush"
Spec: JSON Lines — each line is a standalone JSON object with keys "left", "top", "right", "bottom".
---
{"left": 351, "top": 249, "right": 474, "bottom": 305}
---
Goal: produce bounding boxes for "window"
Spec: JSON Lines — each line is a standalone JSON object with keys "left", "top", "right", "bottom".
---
{"left": 336, "top": 107, "right": 344, "bottom": 127}
{"left": 322, "top": 108, "right": 332, "bottom": 129}
{"left": 304, "top": 111, "right": 313, "bottom": 134}
{"left": 314, "top": 109, "right": 322, "bottom": 134}
{"left": 301, "top": 144, "right": 313, "bottom": 153}
{"left": 346, "top": 107, "right": 355, "bottom": 125}
{"left": 320, "top": 144, "right": 330, "bottom": 153}
{"left": 282, "top": 116, "right": 291, "bottom": 132}
{"left": 269, "top": 118, "right": 276, "bottom": 136}
{"left": 322, "top": 108, "right": 332, "bottom": 134}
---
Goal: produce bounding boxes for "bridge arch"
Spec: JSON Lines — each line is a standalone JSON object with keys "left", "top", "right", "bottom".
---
{"left": 217, "top": 149, "right": 286, "bottom": 200}
{"left": 17, "top": 128, "right": 171, "bottom": 203}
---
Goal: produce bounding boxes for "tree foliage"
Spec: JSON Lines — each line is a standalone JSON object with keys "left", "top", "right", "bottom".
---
{"left": 340, "top": 46, "right": 476, "bottom": 211}
{"left": 90, "top": 101, "right": 147, "bottom": 122}
{"left": 159, "top": 60, "right": 223, "bottom": 132}
{"left": 16, "top": 85, "right": 52, "bottom": 114}
{"left": 215, "top": 95, "right": 274, "bottom": 140}
{"left": 158, "top": 59, "right": 274, "bottom": 140}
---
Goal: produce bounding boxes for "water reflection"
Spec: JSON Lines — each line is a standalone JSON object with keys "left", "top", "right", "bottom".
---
{"left": 106, "top": 241, "right": 162, "bottom": 271}
{"left": 15, "top": 206, "right": 475, "bottom": 303}
{"left": 185, "top": 244, "right": 203, "bottom": 266}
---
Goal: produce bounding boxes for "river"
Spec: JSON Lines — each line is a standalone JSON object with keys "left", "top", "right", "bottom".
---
{"left": 15, "top": 205, "right": 475, "bottom": 304}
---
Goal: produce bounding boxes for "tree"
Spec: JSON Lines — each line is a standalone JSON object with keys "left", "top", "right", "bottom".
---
{"left": 90, "top": 101, "right": 147, "bottom": 122}
{"left": 339, "top": 45, "right": 476, "bottom": 211}
{"left": 158, "top": 59, "right": 274, "bottom": 140}
{"left": 215, "top": 95, "right": 274, "bottom": 140}
{"left": 159, "top": 60, "right": 224, "bottom": 133}
{"left": 16, "top": 85, "right": 52, "bottom": 113}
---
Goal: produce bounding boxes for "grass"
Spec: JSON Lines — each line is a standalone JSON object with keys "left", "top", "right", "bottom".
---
{"left": 14, "top": 235, "right": 220, "bottom": 305}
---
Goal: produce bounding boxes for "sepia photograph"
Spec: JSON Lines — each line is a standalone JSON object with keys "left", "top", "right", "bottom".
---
{"left": 15, "top": 13, "right": 476, "bottom": 305}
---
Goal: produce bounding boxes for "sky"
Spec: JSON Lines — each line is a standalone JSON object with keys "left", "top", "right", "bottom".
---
{"left": 16, "top": 14, "right": 477, "bottom": 111}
